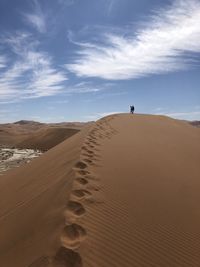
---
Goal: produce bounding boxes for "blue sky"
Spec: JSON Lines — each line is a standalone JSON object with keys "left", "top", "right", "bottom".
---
{"left": 0, "top": 0, "right": 200, "bottom": 122}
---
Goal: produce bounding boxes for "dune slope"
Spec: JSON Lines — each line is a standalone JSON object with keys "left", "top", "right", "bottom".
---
{"left": 76, "top": 114, "right": 200, "bottom": 267}
{"left": 0, "top": 124, "right": 91, "bottom": 267}
{"left": 0, "top": 114, "right": 200, "bottom": 267}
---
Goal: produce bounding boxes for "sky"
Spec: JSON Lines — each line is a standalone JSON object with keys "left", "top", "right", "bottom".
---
{"left": 0, "top": 0, "right": 200, "bottom": 122}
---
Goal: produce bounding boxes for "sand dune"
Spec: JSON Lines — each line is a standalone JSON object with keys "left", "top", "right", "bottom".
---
{"left": 0, "top": 114, "right": 200, "bottom": 267}
{"left": 0, "top": 121, "right": 83, "bottom": 150}
{"left": 17, "top": 127, "right": 79, "bottom": 151}
{"left": 0, "top": 123, "right": 92, "bottom": 267}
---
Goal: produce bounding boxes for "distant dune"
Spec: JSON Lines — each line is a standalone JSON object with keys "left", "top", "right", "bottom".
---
{"left": 0, "top": 120, "right": 87, "bottom": 150}
{"left": 17, "top": 127, "right": 79, "bottom": 151}
{"left": 0, "top": 114, "right": 200, "bottom": 267}
{"left": 14, "top": 120, "right": 44, "bottom": 126}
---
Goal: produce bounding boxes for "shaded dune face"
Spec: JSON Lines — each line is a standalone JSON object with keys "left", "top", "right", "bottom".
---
{"left": 0, "top": 122, "right": 82, "bottom": 151}
{"left": 17, "top": 128, "right": 80, "bottom": 151}
{"left": 0, "top": 114, "right": 200, "bottom": 267}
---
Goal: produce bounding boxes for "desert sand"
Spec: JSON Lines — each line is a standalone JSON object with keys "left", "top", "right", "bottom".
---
{"left": 0, "top": 120, "right": 83, "bottom": 150}
{"left": 0, "top": 114, "right": 200, "bottom": 267}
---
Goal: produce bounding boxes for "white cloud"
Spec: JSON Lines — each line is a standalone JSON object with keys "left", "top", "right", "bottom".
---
{"left": 25, "top": 14, "right": 46, "bottom": 33}
{"left": 23, "top": 0, "right": 46, "bottom": 33}
{"left": 67, "top": 0, "right": 200, "bottom": 80}
{"left": 0, "top": 32, "right": 67, "bottom": 102}
{"left": 1, "top": 31, "right": 111, "bottom": 103}
{"left": 24, "top": 51, "right": 67, "bottom": 98}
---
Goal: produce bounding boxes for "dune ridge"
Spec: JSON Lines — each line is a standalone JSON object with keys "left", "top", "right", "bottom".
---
{"left": 0, "top": 114, "right": 200, "bottom": 266}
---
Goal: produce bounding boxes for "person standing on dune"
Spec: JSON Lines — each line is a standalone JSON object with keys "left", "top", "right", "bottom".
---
{"left": 130, "top": 105, "right": 135, "bottom": 114}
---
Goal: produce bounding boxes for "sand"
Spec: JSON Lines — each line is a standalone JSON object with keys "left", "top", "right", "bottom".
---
{"left": 0, "top": 114, "right": 200, "bottom": 267}
{"left": 0, "top": 121, "right": 83, "bottom": 150}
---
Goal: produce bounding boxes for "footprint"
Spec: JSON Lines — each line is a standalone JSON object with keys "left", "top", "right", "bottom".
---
{"left": 75, "top": 177, "right": 88, "bottom": 185}
{"left": 84, "top": 142, "right": 94, "bottom": 148}
{"left": 76, "top": 170, "right": 90, "bottom": 176}
{"left": 53, "top": 247, "right": 82, "bottom": 267}
{"left": 83, "top": 156, "right": 99, "bottom": 164}
{"left": 87, "top": 144, "right": 95, "bottom": 149}
{"left": 81, "top": 147, "right": 95, "bottom": 156}
{"left": 61, "top": 224, "right": 86, "bottom": 249}
{"left": 85, "top": 149, "right": 94, "bottom": 155}
{"left": 81, "top": 153, "right": 92, "bottom": 158}
{"left": 90, "top": 141, "right": 100, "bottom": 146}
{"left": 87, "top": 136, "right": 97, "bottom": 141}
{"left": 81, "top": 145, "right": 88, "bottom": 151}
{"left": 28, "top": 257, "right": 50, "bottom": 267}
{"left": 72, "top": 189, "right": 92, "bottom": 199}
{"left": 82, "top": 158, "right": 93, "bottom": 164}
{"left": 88, "top": 154, "right": 101, "bottom": 160}
{"left": 74, "top": 161, "right": 87, "bottom": 170}
{"left": 82, "top": 151, "right": 96, "bottom": 158}
{"left": 67, "top": 201, "right": 86, "bottom": 216}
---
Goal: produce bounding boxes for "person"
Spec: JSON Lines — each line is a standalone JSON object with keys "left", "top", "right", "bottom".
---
{"left": 130, "top": 105, "right": 135, "bottom": 114}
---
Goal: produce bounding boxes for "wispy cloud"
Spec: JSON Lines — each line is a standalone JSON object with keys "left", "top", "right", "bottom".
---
{"left": 0, "top": 32, "right": 67, "bottom": 102}
{"left": 67, "top": 0, "right": 200, "bottom": 80}
{"left": 49, "top": 100, "right": 69, "bottom": 104}
{"left": 83, "top": 90, "right": 127, "bottom": 103}
{"left": 58, "top": 0, "right": 76, "bottom": 6}
{"left": 23, "top": 0, "right": 46, "bottom": 33}
{"left": 0, "top": 55, "right": 7, "bottom": 69}
{"left": 106, "top": 0, "right": 115, "bottom": 16}
{"left": 1, "top": 30, "right": 113, "bottom": 103}
{"left": 69, "top": 82, "right": 101, "bottom": 93}
{"left": 63, "top": 81, "right": 106, "bottom": 95}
